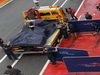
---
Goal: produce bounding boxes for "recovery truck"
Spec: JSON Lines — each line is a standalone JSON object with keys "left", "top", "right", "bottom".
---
{"left": 7, "top": 5, "right": 68, "bottom": 54}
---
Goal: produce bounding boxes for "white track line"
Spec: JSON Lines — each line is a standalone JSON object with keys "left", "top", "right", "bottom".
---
{"left": 0, "top": 0, "right": 23, "bottom": 63}
{"left": 12, "top": 54, "right": 23, "bottom": 67}
{"left": 60, "top": 0, "right": 68, "bottom": 7}
{"left": 0, "top": 0, "right": 13, "bottom": 8}
{"left": 75, "top": 0, "right": 85, "bottom": 16}
{"left": 75, "top": 0, "right": 85, "bottom": 20}
{"left": 0, "top": 55, "right": 7, "bottom": 63}
{"left": 39, "top": 60, "right": 50, "bottom": 75}
{"left": 52, "top": 0, "right": 59, "bottom": 6}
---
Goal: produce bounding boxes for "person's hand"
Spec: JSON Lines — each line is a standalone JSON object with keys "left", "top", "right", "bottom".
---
{"left": 55, "top": 47, "right": 58, "bottom": 52}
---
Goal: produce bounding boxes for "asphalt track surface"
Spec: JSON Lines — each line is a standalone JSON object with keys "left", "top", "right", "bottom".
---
{"left": 0, "top": 0, "right": 83, "bottom": 75}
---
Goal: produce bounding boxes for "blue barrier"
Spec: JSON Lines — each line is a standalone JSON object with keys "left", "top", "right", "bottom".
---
{"left": 63, "top": 56, "right": 100, "bottom": 72}
{"left": 68, "top": 19, "right": 100, "bottom": 32}
{"left": 46, "top": 47, "right": 88, "bottom": 61}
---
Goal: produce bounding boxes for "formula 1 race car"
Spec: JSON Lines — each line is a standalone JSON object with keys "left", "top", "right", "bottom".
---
{"left": 7, "top": 20, "right": 60, "bottom": 54}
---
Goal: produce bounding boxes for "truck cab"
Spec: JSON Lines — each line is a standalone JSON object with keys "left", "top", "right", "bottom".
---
{"left": 22, "top": 5, "right": 68, "bottom": 23}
